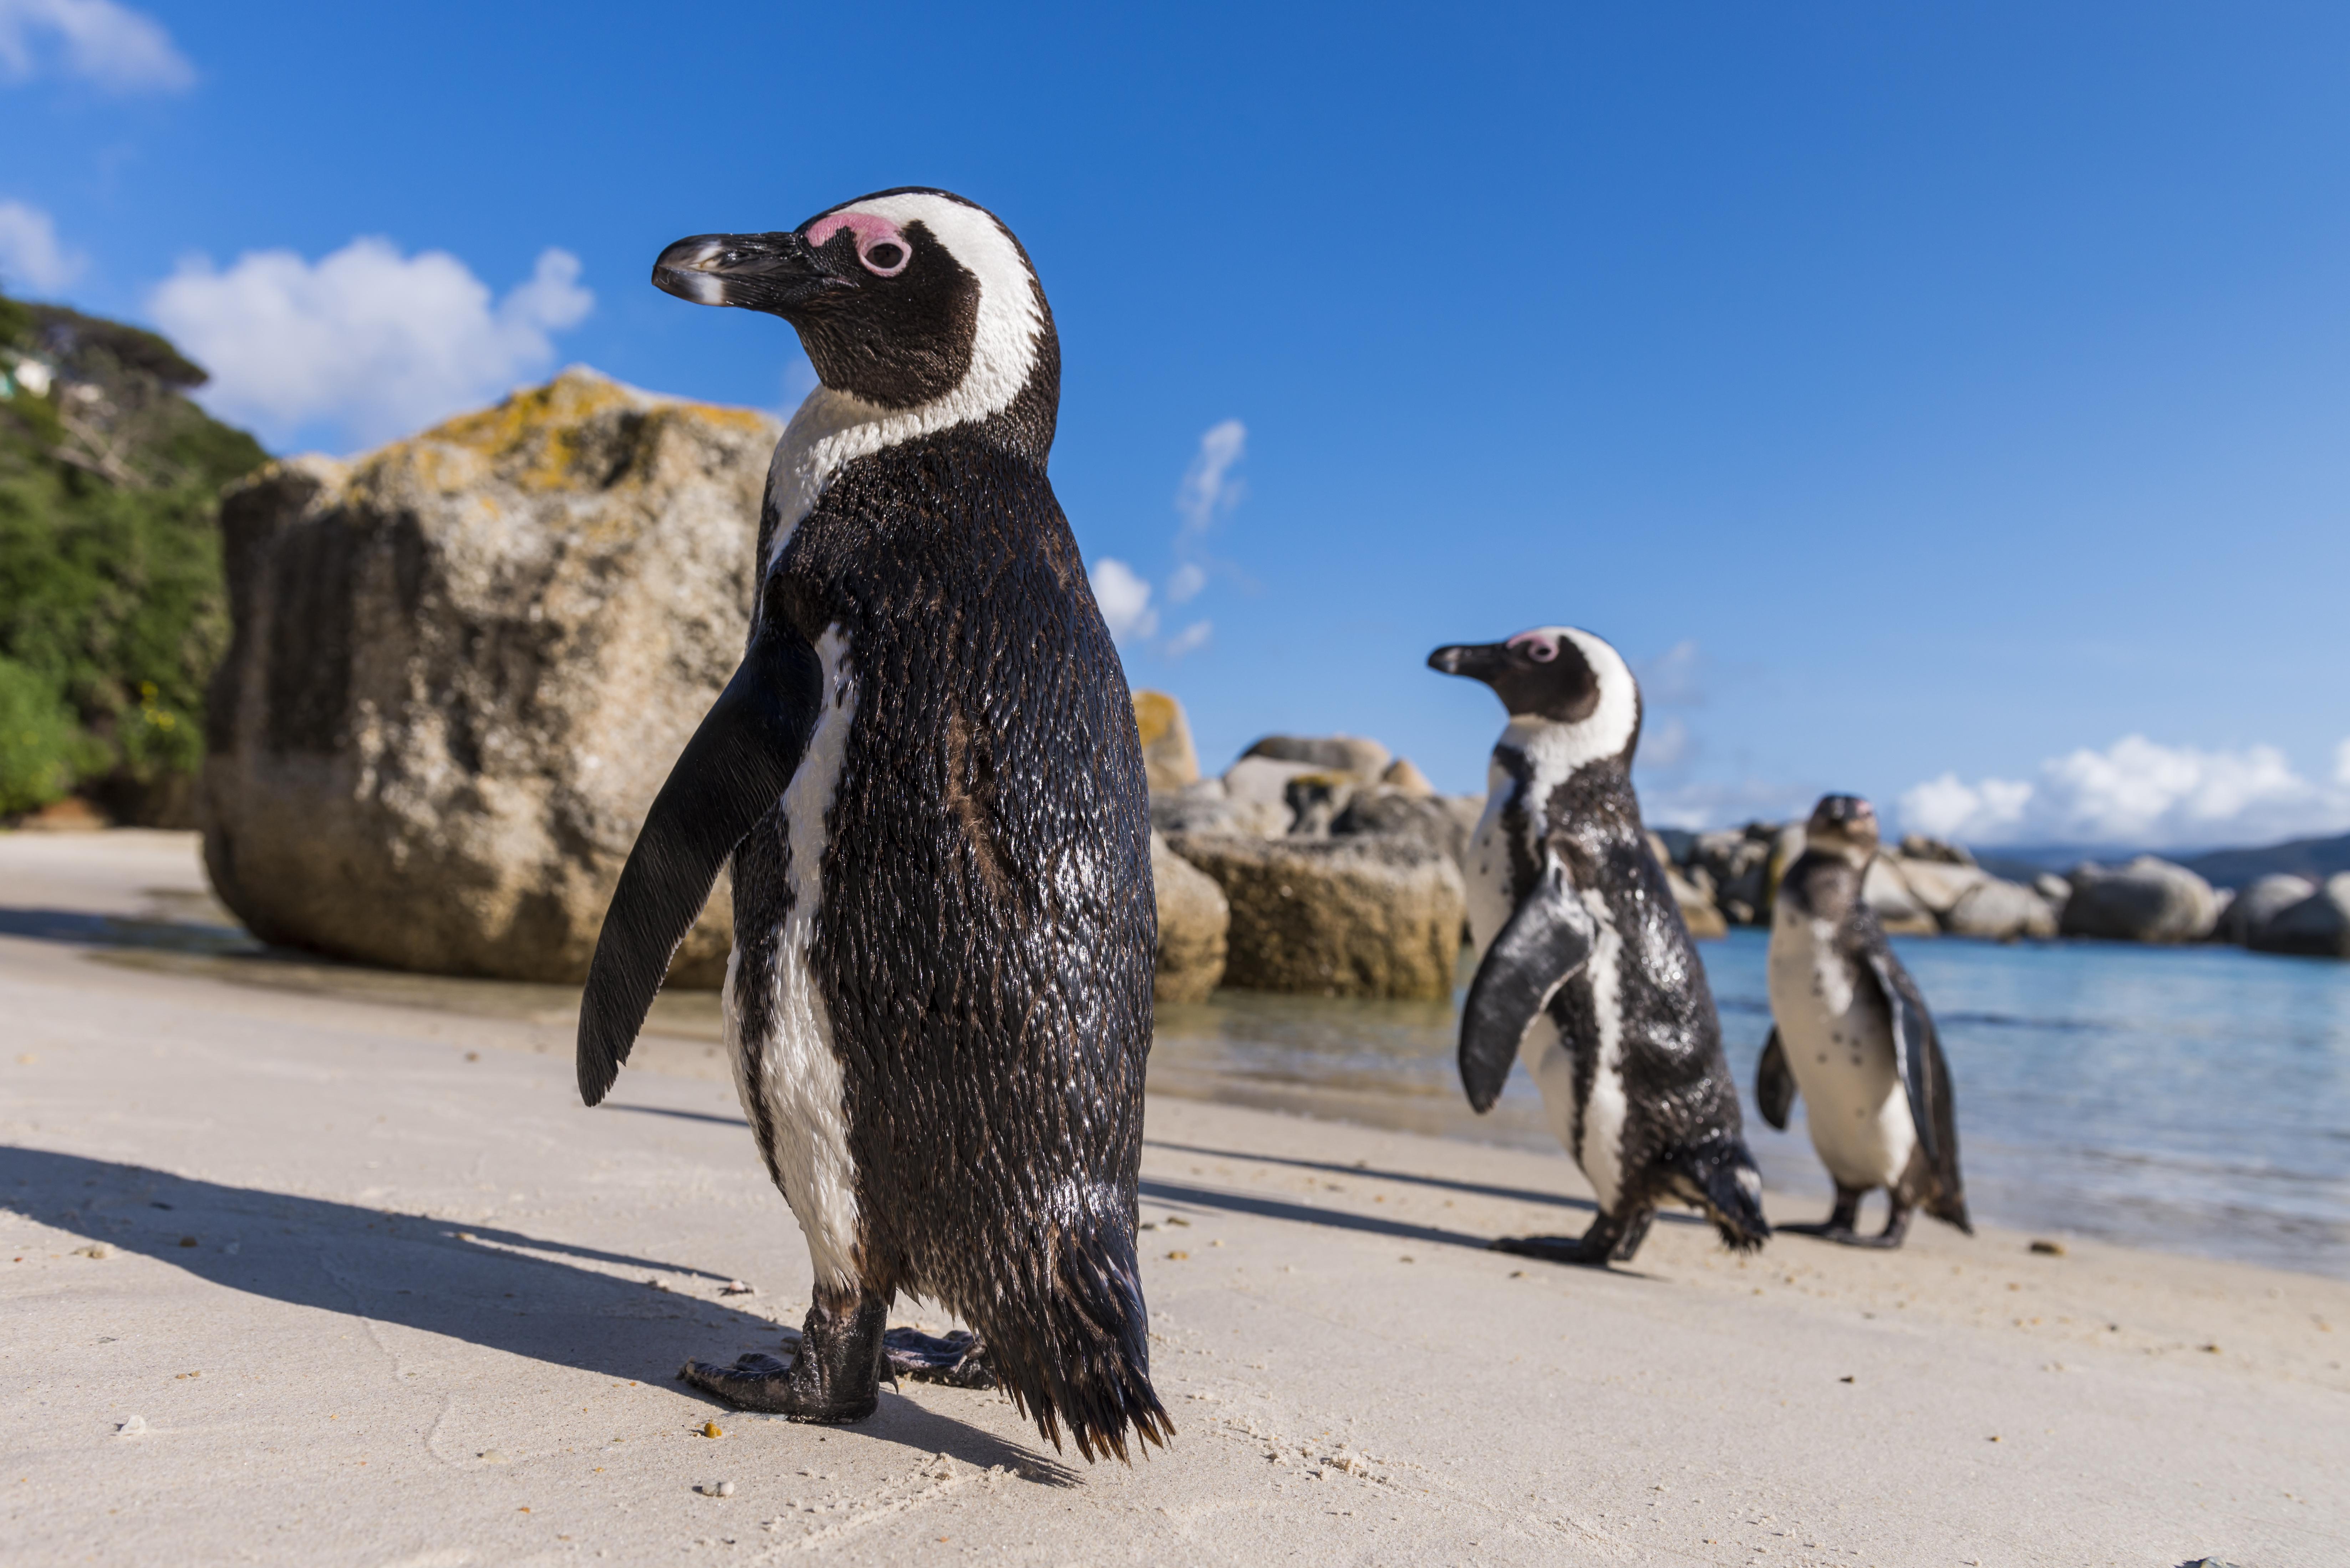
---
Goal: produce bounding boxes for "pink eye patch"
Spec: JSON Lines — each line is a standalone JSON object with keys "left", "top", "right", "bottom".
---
{"left": 805, "top": 210, "right": 911, "bottom": 276}
{"left": 1507, "top": 632, "right": 1560, "bottom": 661}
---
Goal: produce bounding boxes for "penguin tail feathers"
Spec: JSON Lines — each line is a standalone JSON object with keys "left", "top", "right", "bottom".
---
{"left": 984, "top": 1211, "right": 1173, "bottom": 1465}
{"left": 1686, "top": 1136, "right": 1772, "bottom": 1254}
{"left": 1929, "top": 1189, "right": 1973, "bottom": 1235}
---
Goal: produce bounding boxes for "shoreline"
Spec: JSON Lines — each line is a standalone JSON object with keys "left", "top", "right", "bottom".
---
{"left": 4, "top": 831, "right": 2348, "bottom": 1563}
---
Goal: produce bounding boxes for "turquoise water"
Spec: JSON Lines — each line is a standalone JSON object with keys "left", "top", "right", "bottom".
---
{"left": 1152, "top": 929, "right": 2350, "bottom": 1278}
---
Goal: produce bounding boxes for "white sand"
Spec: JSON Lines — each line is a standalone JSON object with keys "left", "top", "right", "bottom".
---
{"left": 2, "top": 831, "right": 2343, "bottom": 1565}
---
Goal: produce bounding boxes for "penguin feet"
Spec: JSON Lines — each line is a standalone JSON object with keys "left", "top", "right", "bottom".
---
{"left": 882, "top": 1327, "right": 993, "bottom": 1389}
{"left": 1783, "top": 1189, "right": 1909, "bottom": 1248}
{"left": 1491, "top": 1209, "right": 1654, "bottom": 1267}
{"left": 682, "top": 1289, "right": 888, "bottom": 1423}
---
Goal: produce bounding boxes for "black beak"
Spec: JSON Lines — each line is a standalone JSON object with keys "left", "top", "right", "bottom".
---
{"left": 651, "top": 231, "right": 845, "bottom": 316}
{"left": 1428, "top": 642, "right": 1507, "bottom": 683}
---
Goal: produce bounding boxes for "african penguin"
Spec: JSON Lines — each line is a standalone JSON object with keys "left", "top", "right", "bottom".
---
{"left": 1429, "top": 627, "right": 1770, "bottom": 1266}
{"left": 576, "top": 189, "right": 1169, "bottom": 1461}
{"left": 1759, "top": 794, "right": 1970, "bottom": 1247}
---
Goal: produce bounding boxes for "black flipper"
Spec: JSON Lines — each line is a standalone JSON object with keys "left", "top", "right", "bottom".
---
{"left": 1458, "top": 859, "right": 1593, "bottom": 1114}
{"left": 577, "top": 625, "right": 822, "bottom": 1105}
{"left": 1862, "top": 944, "right": 1970, "bottom": 1232}
{"left": 1756, "top": 1027, "right": 1796, "bottom": 1130}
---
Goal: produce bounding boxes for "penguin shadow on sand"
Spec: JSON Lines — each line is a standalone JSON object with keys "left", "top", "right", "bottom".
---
{"left": 0, "top": 1145, "right": 1077, "bottom": 1482}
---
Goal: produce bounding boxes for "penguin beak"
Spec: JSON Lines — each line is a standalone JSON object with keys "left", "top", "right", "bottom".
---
{"left": 652, "top": 233, "right": 846, "bottom": 316}
{"left": 1428, "top": 642, "right": 1507, "bottom": 684}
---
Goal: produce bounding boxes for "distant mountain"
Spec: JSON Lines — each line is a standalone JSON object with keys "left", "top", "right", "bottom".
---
{"left": 2177, "top": 833, "right": 2350, "bottom": 892}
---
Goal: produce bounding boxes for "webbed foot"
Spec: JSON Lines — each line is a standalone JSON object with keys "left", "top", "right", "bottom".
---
{"left": 682, "top": 1288, "right": 887, "bottom": 1423}
{"left": 882, "top": 1327, "right": 992, "bottom": 1389}
{"left": 1492, "top": 1209, "right": 1653, "bottom": 1267}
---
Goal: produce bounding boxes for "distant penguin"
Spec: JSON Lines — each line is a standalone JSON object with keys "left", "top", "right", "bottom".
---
{"left": 1429, "top": 627, "right": 1770, "bottom": 1265}
{"left": 1759, "top": 795, "right": 1970, "bottom": 1247}
{"left": 576, "top": 189, "right": 1169, "bottom": 1461}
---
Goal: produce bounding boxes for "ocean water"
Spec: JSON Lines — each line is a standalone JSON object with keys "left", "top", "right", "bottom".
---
{"left": 1153, "top": 929, "right": 2350, "bottom": 1279}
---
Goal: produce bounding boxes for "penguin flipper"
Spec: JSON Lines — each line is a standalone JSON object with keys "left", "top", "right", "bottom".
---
{"left": 576, "top": 628, "right": 822, "bottom": 1106}
{"left": 1861, "top": 945, "right": 1964, "bottom": 1226}
{"left": 1756, "top": 1027, "right": 1796, "bottom": 1130}
{"left": 1458, "top": 859, "right": 1593, "bottom": 1114}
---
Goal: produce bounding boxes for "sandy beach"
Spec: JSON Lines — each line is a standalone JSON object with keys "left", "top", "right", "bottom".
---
{"left": 2, "top": 832, "right": 2344, "bottom": 1566}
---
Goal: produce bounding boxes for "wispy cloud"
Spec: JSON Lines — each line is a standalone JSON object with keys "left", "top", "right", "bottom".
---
{"left": 1637, "top": 639, "right": 1705, "bottom": 706}
{"left": 0, "top": 199, "right": 83, "bottom": 292}
{"left": 1088, "top": 558, "right": 1158, "bottom": 644}
{"left": 0, "top": 0, "right": 193, "bottom": 93}
{"left": 1901, "top": 735, "right": 2350, "bottom": 850}
{"left": 149, "top": 239, "right": 594, "bottom": 450}
{"left": 1091, "top": 420, "right": 1246, "bottom": 659}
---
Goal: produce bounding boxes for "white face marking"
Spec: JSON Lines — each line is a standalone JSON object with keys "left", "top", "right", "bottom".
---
{"left": 763, "top": 193, "right": 1045, "bottom": 570}
{"left": 728, "top": 623, "right": 863, "bottom": 1287}
{"left": 1765, "top": 905, "right": 1917, "bottom": 1190}
{"left": 1501, "top": 625, "right": 1641, "bottom": 773}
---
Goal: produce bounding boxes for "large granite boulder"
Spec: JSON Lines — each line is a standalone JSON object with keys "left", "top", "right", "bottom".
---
{"left": 200, "top": 369, "right": 778, "bottom": 985}
{"left": 1692, "top": 825, "right": 1776, "bottom": 924}
{"left": 1150, "top": 830, "right": 1229, "bottom": 1002}
{"left": 1222, "top": 754, "right": 1321, "bottom": 811}
{"left": 1133, "top": 690, "right": 1200, "bottom": 794}
{"left": 2220, "top": 874, "right": 2317, "bottom": 946}
{"left": 1241, "top": 734, "right": 1391, "bottom": 780}
{"left": 1380, "top": 757, "right": 1437, "bottom": 798}
{"left": 1165, "top": 833, "right": 1465, "bottom": 1000}
{"left": 2248, "top": 873, "right": 2350, "bottom": 959}
{"left": 2059, "top": 856, "right": 2221, "bottom": 944}
{"left": 1863, "top": 857, "right": 1940, "bottom": 936}
{"left": 1332, "top": 786, "right": 1472, "bottom": 863}
{"left": 1893, "top": 857, "right": 1989, "bottom": 916}
{"left": 1942, "top": 877, "right": 2058, "bottom": 941}
{"left": 1149, "top": 782, "right": 1288, "bottom": 840}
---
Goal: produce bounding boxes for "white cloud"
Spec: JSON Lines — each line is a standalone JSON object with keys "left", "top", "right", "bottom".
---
{"left": 1165, "top": 561, "right": 1207, "bottom": 605}
{"left": 1162, "top": 620, "right": 1212, "bottom": 658}
{"left": 1175, "top": 418, "right": 1245, "bottom": 541}
{"left": 0, "top": 199, "right": 82, "bottom": 291}
{"left": 1638, "top": 639, "right": 1705, "bottom": 706}
{"left": 1639, "top": 777, "right": 1820, "bottom": 832}
{"left": 149, "top": 239, "right": 594, "bottom": 449}
{"left": 1639, "top": 716, "right": 1693, "bottom": 771}
{"left": 1089, "top": 557, "right": 1157, "bottom": 644}
{"left": 0, "top": 0, "right": 193, "bottom": 92}
{"left": 1900, "top": 735, "right": 2350, "bottom": 850}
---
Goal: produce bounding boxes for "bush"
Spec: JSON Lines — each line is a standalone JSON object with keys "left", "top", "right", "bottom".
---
{"left": 0, "top": 291, "right": 266, "bottom": 821}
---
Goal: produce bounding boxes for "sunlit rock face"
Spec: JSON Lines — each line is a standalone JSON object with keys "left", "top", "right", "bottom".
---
{"left": 201, "top": 368, "right": 778, "bottom": 986}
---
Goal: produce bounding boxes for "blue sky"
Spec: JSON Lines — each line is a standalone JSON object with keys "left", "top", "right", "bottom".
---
{"left": 6, "top": 2, "right": 2348, "bottom": 848}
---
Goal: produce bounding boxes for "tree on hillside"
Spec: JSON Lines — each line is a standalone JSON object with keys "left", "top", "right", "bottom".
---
{"left": 0, "top": 290, "right": 268, "bottom": 822}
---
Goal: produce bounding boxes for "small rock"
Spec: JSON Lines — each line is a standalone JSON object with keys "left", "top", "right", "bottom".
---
{"left": 1166, "top": 1250, "right": 1190, "bottom": 1261}
{"left": 72, "top": 1243, "right": 113, "bottom": 1260}
{"left": 714, "top": 1480, "right": 737, "bottom": 1497}
{"left": 719, "top": 1280, "right": 755, "bottom": 1296}
{"left": 2029, "top": 1239, "right": 2067, "bottom": 1256}
{"left": 479, "top": 1449, "right": 510, "bottom": 1463}
{"left": 116, "top": 1415, "right": 146, "bottom": 1437}
{"left": 176, "top": 1236, "right": 198, "bottom": 1248}
{"left": 702, "top": 1421, "right": 724, "bottom": 1438}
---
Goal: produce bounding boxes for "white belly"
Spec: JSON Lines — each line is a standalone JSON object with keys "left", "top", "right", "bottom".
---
{"left": 1465, "top": 789, "right": 1629, "bottom": 1211}
{"left": 1766, "top": 906, "right": 1916, "bottom": 1190}
{"left": 727, "top": 623, "right": 863, "bottom": 1288}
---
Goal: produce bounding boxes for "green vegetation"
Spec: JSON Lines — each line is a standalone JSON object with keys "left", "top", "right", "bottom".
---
{"left": 0, "top": 290, "right": 268, "bottom": 821}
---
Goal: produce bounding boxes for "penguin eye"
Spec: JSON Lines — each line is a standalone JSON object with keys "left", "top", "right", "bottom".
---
{"left": 859, "top": 240, "right": 909, "bottom": 277}
{"left": 1525, "top": 641, "right": 1558, "bottom": 663}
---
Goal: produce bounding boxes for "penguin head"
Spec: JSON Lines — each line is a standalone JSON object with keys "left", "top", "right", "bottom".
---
{"left": 652, "top": 188, "right": 1055, "bottom": 441}
{"left": 1428, "top": 626, "right": 1643, "bottom": 762}
{"left": 1804, "top": 793, "right": 1881, "bottom": 863}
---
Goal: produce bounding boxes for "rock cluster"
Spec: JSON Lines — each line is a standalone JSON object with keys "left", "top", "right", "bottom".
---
{"left": 1140, "top": 712, "right": 1469, "bottom": 1001}
{"left": 1654, "top": 825, "right": 2060, "bottom": 942}
{"left": 200, "top": 369, "right": 776, "bottom": 985}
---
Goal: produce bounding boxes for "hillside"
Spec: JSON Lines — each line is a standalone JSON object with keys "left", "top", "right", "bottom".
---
{"left": 2179, "top": 832, "right": 2350, "bottom": 890}
{"left": 0, "top": 292, "right": 268, "bottom": 823}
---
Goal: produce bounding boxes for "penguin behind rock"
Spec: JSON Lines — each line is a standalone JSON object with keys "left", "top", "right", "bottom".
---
{"left": 577, "top": 189, "right": 1169, "bottom": 1461}
{"left": 1758, "top": 794, "right": 1970, "bottom": 1248}
{"left": 1429, "top": 627, "right": 1770, "bottom": 1266}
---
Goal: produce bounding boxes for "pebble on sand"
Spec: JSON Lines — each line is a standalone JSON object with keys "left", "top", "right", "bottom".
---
{"left": 73, "top": 1243, "right": 112, "bottom": 1259}
{"left": 116, "top": 1415, "right": 146, "bottom": 1437}
{"left": 702, "top": 1422, "right": 724, "bottom": 1439}
{"left": 2029, "top": 1239, "right": 2068, "bottom": 1256}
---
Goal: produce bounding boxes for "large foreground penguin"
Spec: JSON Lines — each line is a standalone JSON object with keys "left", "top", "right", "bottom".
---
{"left": 1430, "top": 627, "right": 1770, "bottom": 1266}
{"left": 579, "top": 190, "right": 1169, "bottom": 1461}
{"left": 1760, "top": 794, "right": 1970, "bottom": 1248}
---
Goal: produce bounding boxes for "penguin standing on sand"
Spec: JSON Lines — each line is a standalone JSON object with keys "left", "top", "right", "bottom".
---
{"left": 1429, "top": 627, "right": 1770, "bottom": 1265}
{"left": 578, "top": 189, "right": 1168, "bottom": 1461}
{"left": 1759, "top": 794, "right": 1970, "bottom": 1248}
